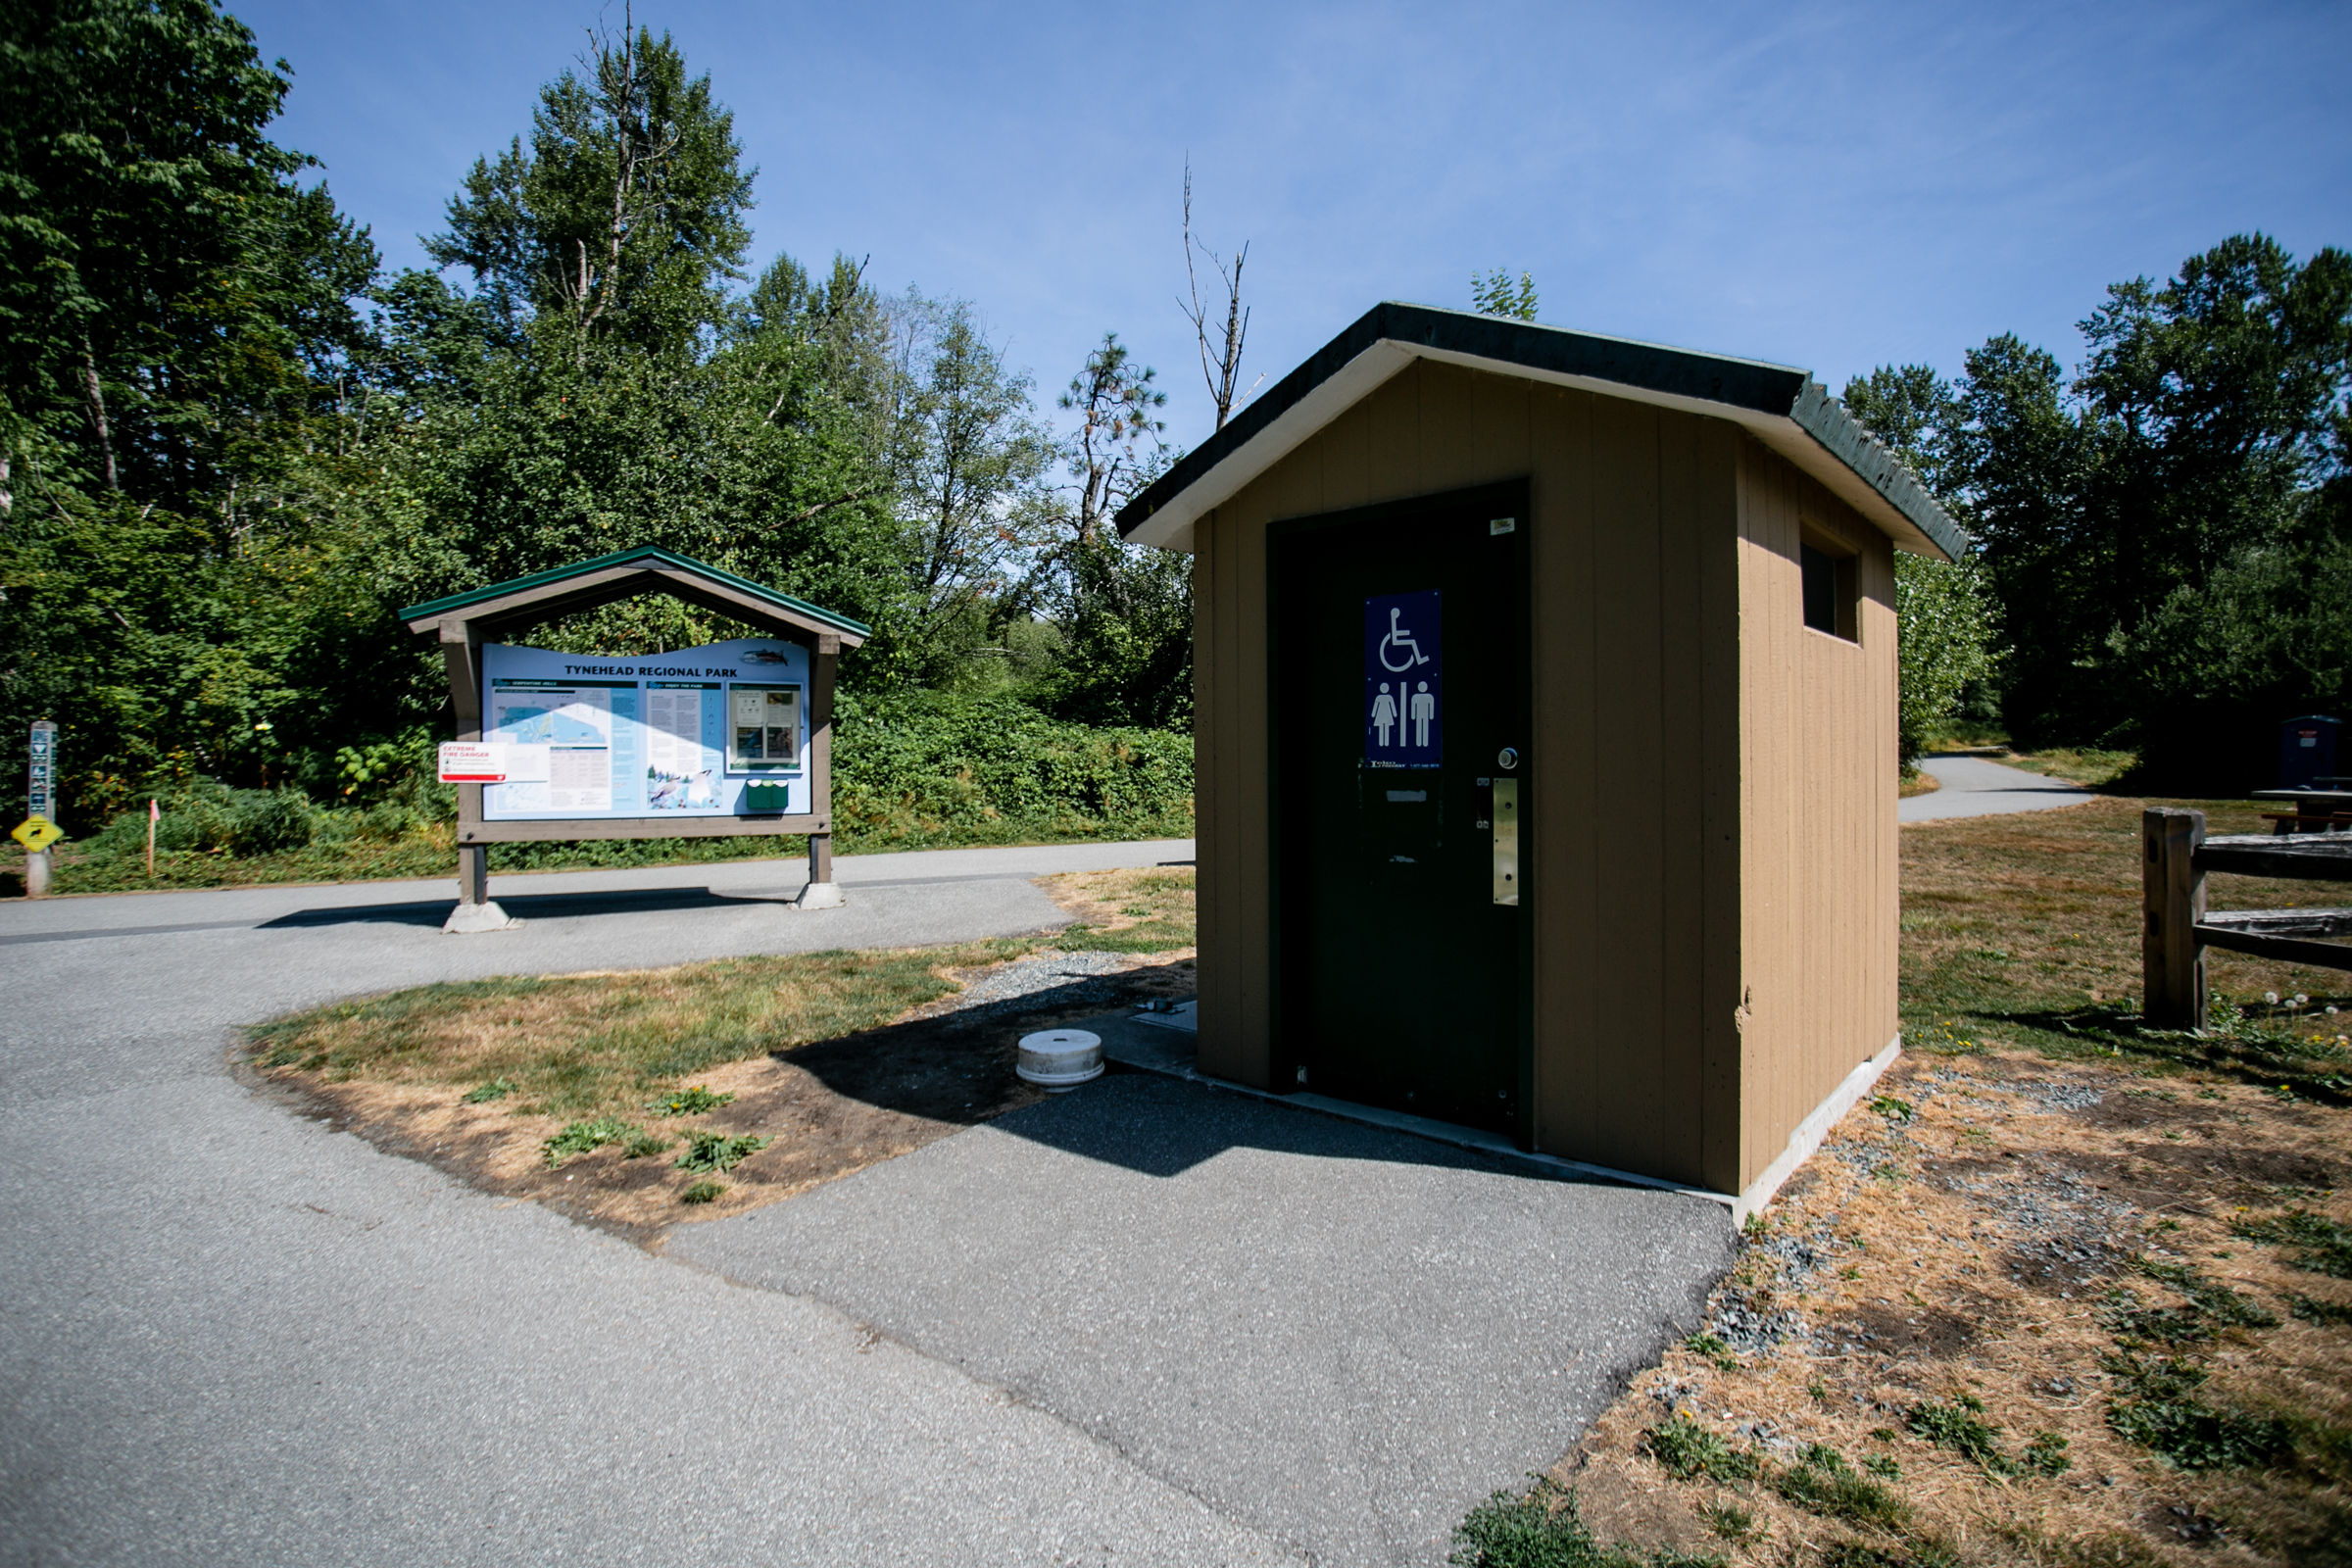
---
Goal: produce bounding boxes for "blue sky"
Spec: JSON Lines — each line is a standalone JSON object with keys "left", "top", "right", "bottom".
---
{"left": 234, "top": 0, "right": 2350, "bottom": 450}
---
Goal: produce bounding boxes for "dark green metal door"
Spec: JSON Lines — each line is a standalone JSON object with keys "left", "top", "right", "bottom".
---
{"left": 1270, "top": 483, "right": 1531, "bottom": 1140}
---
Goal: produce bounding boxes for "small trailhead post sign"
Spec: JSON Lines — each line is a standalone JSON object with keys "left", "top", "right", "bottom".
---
{"left": 13, "top": 719, "right": 61, "bottom": 896}
{"left": 401, "top": 548, "right": 870, "bottom": 934}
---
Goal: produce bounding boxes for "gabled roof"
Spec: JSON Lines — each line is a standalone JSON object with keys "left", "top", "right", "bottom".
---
{"left": 1115, "top": 302, "right": 1968, "bottom": 563}
{"left": 401, "top": 545, "right": 870, "bottom": 646}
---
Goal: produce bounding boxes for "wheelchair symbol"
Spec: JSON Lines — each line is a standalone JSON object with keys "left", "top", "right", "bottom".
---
{"left": 1377, "top": 606, "right": 1430, "bottom": 672}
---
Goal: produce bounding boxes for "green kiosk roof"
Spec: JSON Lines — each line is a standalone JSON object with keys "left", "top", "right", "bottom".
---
{"left": 401, "top": 545, "right": 871, "bottom": 645}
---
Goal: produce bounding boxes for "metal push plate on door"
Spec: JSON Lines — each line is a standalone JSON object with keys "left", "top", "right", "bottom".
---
{"left": 1491, "top": 778, "right": 1519, "bottom": 905}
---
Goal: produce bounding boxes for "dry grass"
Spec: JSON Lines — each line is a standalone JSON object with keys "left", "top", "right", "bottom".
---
{"left": 1036, "top": 863, "right": 1200, "bottom": 953}
{"left": 247, "top": 940, "right": 1038, "bottom": 1122}
{"left": 1899, "top": 797, "right": 2350, "bottom": 1090}
{"left": 1902, "top": 773, "right": 1944, "bottom": 800}
{"left": 1995, "top": 749, "right": 2142, "bottom": 789}
{"left": 1542, "top": 798, "right": 2352, "bottom": 1566}
{"left": 244, "top": 867, "right": 1200, "bottom": 1234}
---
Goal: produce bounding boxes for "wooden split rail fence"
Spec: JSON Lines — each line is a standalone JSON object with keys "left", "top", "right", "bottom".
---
{"left": 2141, "top": 808, "right": 2352, "bottom": 1027}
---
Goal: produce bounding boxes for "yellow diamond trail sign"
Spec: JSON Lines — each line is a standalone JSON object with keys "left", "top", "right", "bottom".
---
{"left": 12, "top": 817, "right": 61, "bottom": 853}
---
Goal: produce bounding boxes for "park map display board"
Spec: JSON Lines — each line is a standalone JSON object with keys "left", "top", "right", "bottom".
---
{"left": 478, "top": 638, "right": 810, "bottom": 822}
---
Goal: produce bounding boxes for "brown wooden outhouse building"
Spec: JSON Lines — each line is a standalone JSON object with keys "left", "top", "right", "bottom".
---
{"left": 1116, "top": 303, "right": 1967, "bottom": 1214}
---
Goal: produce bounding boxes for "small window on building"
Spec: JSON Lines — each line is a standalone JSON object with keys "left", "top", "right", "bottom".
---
{"left": 1799, "top": 526, "right": 1858, "bottom": 641}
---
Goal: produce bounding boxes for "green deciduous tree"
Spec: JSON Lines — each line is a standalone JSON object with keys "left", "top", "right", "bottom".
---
{"left": 1056, "top": 332, "right": 1167, "bottom": 546}
{"left": 424, "top": 19, "right": 752, "bottom": 356}
{"left": 1852, "top": 235, "right": 2351, "bottom": 788}
{"left": 1471, "top": 268, "right": 1538, "bottom": 321}
{"left": 1841, "top": 366, "right": 2007, "bottom": 767}
{"left": 0, "top": 0, "right": 389, "bottom": 817}
{"left": 886, "top": 291, "right": 1055, "bottom": 686}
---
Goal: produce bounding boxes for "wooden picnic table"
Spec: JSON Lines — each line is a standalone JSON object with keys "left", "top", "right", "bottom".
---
{"left": 2250, "top": 788, "right": 2352, "bottom": 834}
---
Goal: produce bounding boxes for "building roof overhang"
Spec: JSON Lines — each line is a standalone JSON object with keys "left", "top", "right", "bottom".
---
{"left": 400, "top": 545, "right": 871, "bottom": 647}
{"left": 1114, "top": 302, "right": 1968, "bottom": 563}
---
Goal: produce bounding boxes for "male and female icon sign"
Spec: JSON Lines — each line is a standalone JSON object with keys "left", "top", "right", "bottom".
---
{"left": 1363, "top": 590, "right": 1442, "bottom": 766}
{"left": 1368, "top": 679, "right": 1436, "bottom": 748}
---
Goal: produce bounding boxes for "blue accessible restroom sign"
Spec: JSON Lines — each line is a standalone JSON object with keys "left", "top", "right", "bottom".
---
{"left": 1364, "top": 590, "right": 1442, "bottom": 767}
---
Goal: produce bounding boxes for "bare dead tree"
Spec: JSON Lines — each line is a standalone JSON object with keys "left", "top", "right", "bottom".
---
{"left": 552, "top": 4, "right": 687, "bottom": 357}
{"left": 79, "top": 337, "right": 118, "bottom": 491}
{"left": 1179, "top": 161, "right": 1256, "bottom": 431}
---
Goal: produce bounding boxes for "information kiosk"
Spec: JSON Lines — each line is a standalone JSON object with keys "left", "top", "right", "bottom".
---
{"left": 401, "top": 547, "right": 870, "bottom": 932}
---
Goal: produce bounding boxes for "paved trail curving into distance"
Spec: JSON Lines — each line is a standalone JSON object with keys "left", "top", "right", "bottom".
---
{"left": 1900, "top": 753, "right": 2092, "bottom": 824}
{"left": 0, "top": 838, "right": 1731, "bottom": 1568}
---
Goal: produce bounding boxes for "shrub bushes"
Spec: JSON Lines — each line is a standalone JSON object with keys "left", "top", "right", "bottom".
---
{"left": 829, "top": 690, "right": 1192, "bottom": 844}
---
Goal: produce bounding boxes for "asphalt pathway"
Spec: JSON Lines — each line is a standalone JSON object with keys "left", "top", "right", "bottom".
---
{"left": 1900, "top": 753, "right": 2091, "bottom": 823}
{"left": 674, "top": 1076, "right": 1731, "bottom": 1566}
{"left": 0, "top": 837, "right": 1733, "bottom": 1566}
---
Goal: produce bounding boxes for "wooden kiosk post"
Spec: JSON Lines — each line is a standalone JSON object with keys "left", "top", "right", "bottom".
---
{"left": 402, "top": 547, "right": 869, "bottom": 933}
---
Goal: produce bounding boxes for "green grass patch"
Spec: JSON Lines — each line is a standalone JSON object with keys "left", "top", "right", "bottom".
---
{"left": 462, "top": 1077, "right": 515, "bottom": 1103}
{"left": 541, "top": 1116, "right": 635, "bottom": 1167}
{"left": 619, "top": 1130, "right": 675, "bottom": 1159}
{"left": 1898, "top": 797, "right": 2352, "bottom": 1100}
{"left": 1769, "top": 1445, "right": 1908, "bottom": 1529}
{"left": 1696, "top": 1502, "right": 1755, "bottom": 1544}
{"left": 679, "top": 1180, "right": 725, "bottom": 1204}
{"left": 246, "top": 939, "right": 1037, "bottom": 1122}
{"left": 674, "top": 1130, "right": 771, "bottom": 1174}
{"left": 1681, "top": 1333, "right": 1739, "bottom": 1372}
{"left": 1049, "top": 920, "right": 1195, "bottom": 953}
{"left": 1905, "top": 1396, "right": 2070, "bottom": 1478}
{"left": 1449, "top": 1477, "right": 1724, "bottom": 1568}
{"left": 2286, "top": 1293, "right": 2352, "bottom": 1327}
{"left": 2233, "top": 1208, "right": 2352, "bottom": 1280}
{"left": 1643, "top": 1415, "right": 1758, "bottom": 1484}
{"left": 648, "top": 1085, "right": 734, "bottom": 1116}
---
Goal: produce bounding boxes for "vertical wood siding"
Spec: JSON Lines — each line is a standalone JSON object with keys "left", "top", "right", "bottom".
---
{"left": 1190, "top": 359, "right": 1892, "bottom": 1191}
{"left": 1734, "top": 438, "right": 1902, "bottom": 1189}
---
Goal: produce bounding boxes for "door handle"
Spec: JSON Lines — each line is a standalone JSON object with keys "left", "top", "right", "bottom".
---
{"left": 1492, "top": 778, "right": 1519, "bottom": 906}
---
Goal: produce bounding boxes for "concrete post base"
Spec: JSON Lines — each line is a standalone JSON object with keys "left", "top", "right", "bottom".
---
{"left": 794, "top": 882, "right": 847, "bottom": 909}
{"left": 443, "top": 900, "right": 520, "bottom": 934}
{"left": 24, "top": 850, "right": 51, "bottom": 898}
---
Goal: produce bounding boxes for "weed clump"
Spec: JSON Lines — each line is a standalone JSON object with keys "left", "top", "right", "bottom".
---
{"left": 1449, "top": 1476, "right": 1723, "bottom": 1567}
{"left": 620, "top": 1130, "right": 675, "bottom": 1159}
{"left": 675, "top": 1129, "right": 771, "bottom": 1174}
{"left": 1907, "top": 1396, "right": 2009, "bottom": 1473}
{"left": 1697, "top": 1502, "right": 1756, "bottom": 1544}
{"left": 1644, "top": 1415, "right": 1758, "bottom": 1483}
{"left": 2286, "top": 1293, "right": 2352, "bottom": 1326}
{"left": 2103, "top": 1351, "right": 2291, "bottom": 1469}
{"left": 2095, "top": 1255, "right": 2293, "bottom": 1470}
{"left": 462, "top": 1077, "right": 515, "bottom": 1103}
{"left": 679, "top": 1180, "right": 725, "bottom": 1204}
{"left": 2232, "top": 1208, "right": 2352, "bottom": 1280}
{"left": 2128, "top": 1257, "right": 2278, "bottom": 1329}
{"left": 540, "top": 1116, "right": 634, "bottom": 1167}
{"left": 648, "top": 1085, "right": 734, "bottom": 1116}
{"left": 2022, "top": 1431, "right": 2071, "bottom": 1477}
{"left": 1682, "top": 1333, "right": 1739, "bottom": 1371}
{"left": 1770, "top": 1445, "right": 1907, "bottom": 1529}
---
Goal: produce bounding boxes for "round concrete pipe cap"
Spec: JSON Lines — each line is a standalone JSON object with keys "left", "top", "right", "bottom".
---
{"left": 1016, "top": 1029, "right": 1104, "bottom": 1090}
